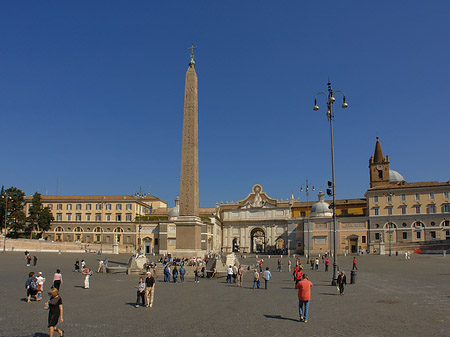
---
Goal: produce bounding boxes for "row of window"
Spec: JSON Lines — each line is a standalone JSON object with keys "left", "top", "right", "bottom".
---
{"left": 48, "top": 203, "right": 134, "bottom": 211}
{"left": 373, "top": 191, "right": 449, "bottom": 204}
{"left": 373, "top": 203, "right": 450, "bottom": 215}
{"left": 374, "top": 230, "right": 450, "bottom": 240}
{"left": 374, "top": 220, "right": 450, "bottom": 228}
{"left": 55, "top": 213, "right": 133, "bottom": 222}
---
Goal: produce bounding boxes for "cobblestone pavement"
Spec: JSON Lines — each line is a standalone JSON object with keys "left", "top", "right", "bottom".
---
{"left": 1, "top": 252, "right": 450, "bottom": 336}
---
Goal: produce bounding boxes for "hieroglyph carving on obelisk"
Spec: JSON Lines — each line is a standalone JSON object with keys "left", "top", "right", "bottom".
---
{"left": 179, "top": 44, "right": 199, "bottom": 216}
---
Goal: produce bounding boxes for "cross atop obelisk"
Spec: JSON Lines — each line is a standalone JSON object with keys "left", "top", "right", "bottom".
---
{"left": 188, "top": 43, "right": 197, "bottom": 67}
{"left": 179, "top": 44, "right": 199, "bottom": 216}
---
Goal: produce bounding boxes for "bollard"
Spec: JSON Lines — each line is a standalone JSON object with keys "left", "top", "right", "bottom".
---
{"left": 444, "top": 250, "right": 446, "bottom": 257}
{"left": 350, "top": 270, "right": 357, "bottom": 284}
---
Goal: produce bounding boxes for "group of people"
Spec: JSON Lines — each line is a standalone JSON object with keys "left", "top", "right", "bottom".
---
{"left": 135, "top": 271, "right": 156, "bottom": 308}
{"left": 74, "top": 259, "right": 92, "bottom": 288}
{"left": 226, "top": 264, "right": 244, "bottom": 286}
{"left": 252, "top": 266, "right": 272, "bottom": 289}
{"left": 25, "top": 269, "right": 64, "bottom": 336}
{"left": 24, "top": 250, "right": 37, "bottom": 267}
{"left": 163, "top": 264, "right": 187, "bottom": 283}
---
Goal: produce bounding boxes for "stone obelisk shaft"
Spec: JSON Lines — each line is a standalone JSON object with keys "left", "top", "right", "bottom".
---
{"left": 179, "top": 63, "right": 199, "bottom": 216}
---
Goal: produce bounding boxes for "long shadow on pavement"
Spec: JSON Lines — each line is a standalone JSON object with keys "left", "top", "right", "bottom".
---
{"left": 264, "top": 315, "right": 299, "bottom": 322}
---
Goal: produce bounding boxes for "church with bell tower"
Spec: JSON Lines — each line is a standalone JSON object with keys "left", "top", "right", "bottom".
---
{"left": 369, "top": 137, "right": 391, "bottom": 188}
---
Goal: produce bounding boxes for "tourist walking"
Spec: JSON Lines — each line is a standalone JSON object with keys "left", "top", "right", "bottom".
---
{"left": 172, "top": 266, "right": 178, "bottom": 283}
{"left": 74, "top": 259, "right": 80, "bottom": 272}
{"left": 164, "top": 265, "right": 171, "bottom": 283}
{"left": 277, "top": 259, "right": 283, "bottom": 272}
{"left": 262, "top": 267, "right": 272, "bottom": 289}
{"left": 179, "top": 265, "right": 186, "bottom": 282}
{"left": 36, "top": 272, "right": 46, "bottom": 300}
{"left": 47, "top": 287, "right": 64, "bottom": 337}
{"left": 352, "top": 257, "right": 358, "bottom": 270}
{"left": 237, "top": 265, "right": 244, "bottom": 287}
{"left": 26, "top": 253, "right": 32, "bottom": 267}
{"left": 25, "top": 272, "right": 39, "bottom": 302}
{"left": 81, "top": 266, "right": 91, "bottom": 289}
{"left": 97, "top": 259, "right": 104, "bottom": 273}
{"left": 296, "top": 274, "right": 313, "bottom": 323}
{"left": 288, "top": 259, "right": 292, "bottom": 272}
{"left": 294, "top": 267, "right": 303, "bottom": 286}
{"left": 135, "top": 277, "right": 145, "bottom": 308}
{"left": 227, "top": 265, "right": 233, "bottom": 283}
{"left": 232, "top": 265, "right": 238, "bottom": 283}
{"left": 337, "top": 271, "right": 347, "bottom": 295}
{"left": 314, "top": 258, "right": 319, "bottom": 271}
{"left": 145, "top": 271, "right": 155, "bottom": 307}
{"left": 194, "top": 266, "right": 200, "bottom": 283}
{"left": 253, "top": 269, "right": 260, "bottom": 289}
{"left": 325, "top": 258, "right": 330, "bottom": 272}
{"left": 33, "top": 255, "right": 38, "bottom": 266}
{"left": 52, "top": 269, "right": 63, "bottom": 291}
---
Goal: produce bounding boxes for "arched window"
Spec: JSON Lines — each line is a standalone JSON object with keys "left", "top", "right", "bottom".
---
{"left": 74, "top": 227, "right": 83, "bottom": 242}
{"left": 114, "top": 227, "right": 124, "bottom": 243}
{"left": 94, "top": 227, "right": 103, "bottom": 243}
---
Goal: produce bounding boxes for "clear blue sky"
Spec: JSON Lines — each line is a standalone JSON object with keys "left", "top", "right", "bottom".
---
{"left": 1, "top": 1, "right": 449, "bottom": 207}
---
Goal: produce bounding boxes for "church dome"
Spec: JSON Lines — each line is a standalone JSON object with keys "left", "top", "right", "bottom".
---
{"left": 389, "top": 169, "right": 405, "bottom": 182}
{"left": 168, "top": 196, "right": 180, "bottom": 218}
{"left": 310, "top": 191, "right": 332, "bottom": 217}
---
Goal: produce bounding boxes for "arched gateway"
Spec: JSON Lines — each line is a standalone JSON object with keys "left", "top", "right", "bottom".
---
{"left": 251, "top": 228, "right": 265, "bottom": 253}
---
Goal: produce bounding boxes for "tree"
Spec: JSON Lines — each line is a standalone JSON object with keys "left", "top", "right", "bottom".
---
{"left": 4, "top": 187, "right": 26, "bottom": 234}
{"left": 27, "top": 192, "right": 42, "bottom": 238}
{"left": 38, "top": 206, "right": 54, "bottom": 234}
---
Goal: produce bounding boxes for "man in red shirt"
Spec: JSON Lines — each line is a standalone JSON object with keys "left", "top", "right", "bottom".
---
{"left": 296, "top": 274, "right": 313, "bottom": 323}
{"left": 352, "top": 257, "right": 358, "bottom": 270}
{"left": 325, "top": 258, "right": 330, "bottom": 272}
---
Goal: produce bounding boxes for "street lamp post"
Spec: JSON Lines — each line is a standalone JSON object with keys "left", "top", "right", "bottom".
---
{"left": 313, "top": 80, "right": 348, "bottom": 286}
{"left": 383, "top": 191, "right": 395, "bottom": 256}
{"left": 135, "top": 188, "right": 148, "bottom": 253}
{"left": 2, "top": 194, "right": 11, "bottom": 253}
{"left": 300, "top": 179, "right": 315, "bottom": 263}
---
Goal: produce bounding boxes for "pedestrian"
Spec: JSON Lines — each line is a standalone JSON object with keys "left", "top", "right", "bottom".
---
{"left": 47, "top": 287, "right": 64, "bottom": 337}
{"left": 74, "top": 259, "right": 80, "bottom": 272}
{"left": 404, "top": 252, "right": 408, "bottom": 261}
{"left": 314, "top": 258, "right": 319, "bottom": 271}
{"left": 337, "top": 271, "right": 346, "bottom": 295}
{"left": 36, "top": 272, "right": 46, "bottom": 300}
{"left": 288, "top": 259, "right": 292, "bottom": 272}
{"left": 232, "top": 265, "right": 238, "bottom": 283}
{"left": 352, "top": 257, "right": 358, "bottom": 270}
{"left": 259, "top": 259, "right": 263, "bottom": 273}
{"left": 310, "top": 259, "right": 314, "bottom": 270}
{"left": 277, "top": 259, "right": 283, "bottom": 272}
{"left": 25, "top": 272, "right": 39, "bottom": 302}
{"left": 81, "top": 260, "right": 86, "bottom": 270}
{"left": 179, "top": 265, "right": 186, "bottom": 282}
{"left": 227, "top": 265, "right": 233, "bottom": 283}
{"left": 145, "top": 271, "right": 155, "bottom": 307}
{"left": 97, "top": 259, "right": 104, "bottom": 273}
{"left": 172, "top": 266, "right": 178, "bottom": 283}
{"left": 194, "top": 266, "right": 200, "bottom": 283}
{"left": 33, "top": 255, "right": 38, "bottom": 266}
{"left": 237, "top": 265, "right": 244, "bottom": 287}
{"left": 253, "top": 269, "right": 260, "bottom": 289}
{"left": 26, "top": 254, "right": 32, "bottom": 267}
{"left": 52, "top": 269, "right": 63, "bottom": 291}
{"left": 295, "top": 267, "right": 303, "bottom": 286}
{"left": 262, "top": 267, "right": 272, "bottom": 289}
{"left": 81, "top": 266, "right": 91, "bottom": 289}
{"left": 325, "top": 258, "right": 329, "bottom": 272}
{"left": 296, "top": 274, "right": 313, "bottom": 323}
{"left": 135, "top": 277, "right": 145, "bottom": 308}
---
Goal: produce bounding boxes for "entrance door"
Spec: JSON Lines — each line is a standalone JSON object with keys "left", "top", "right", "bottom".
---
{"left": 350, "top": 239, "right": 357, "bottom": 253}
{"left": 144, "top": 239, "right": 152, "bottom": 254}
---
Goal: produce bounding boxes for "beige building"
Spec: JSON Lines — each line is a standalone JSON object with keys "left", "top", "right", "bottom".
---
{"left": 24, "top": 194, "right": 167, "bottom": 253}
{"left": 366, "top": 138, "right": 450, "bottom": 253}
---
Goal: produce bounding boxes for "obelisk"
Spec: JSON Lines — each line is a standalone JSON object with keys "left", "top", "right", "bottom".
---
{"left": 179, "top": 44, "right": 199, "bottom": 217}
{"left": 176, "top": 44, "right": 202, "bottom": 255}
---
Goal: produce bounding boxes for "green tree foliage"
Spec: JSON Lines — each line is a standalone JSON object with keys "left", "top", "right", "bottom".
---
{"left": 3, "top": 187, "right": 26, "bottom": 233}
{"left": 27, "top": 192, "right": 42, "bottom": 237}
{"left": 38, "top": 206, "right": 54, "bottom": 233}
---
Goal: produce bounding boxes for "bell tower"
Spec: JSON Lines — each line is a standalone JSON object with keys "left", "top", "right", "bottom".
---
{"left": 369, "top": 137, "right": 390, "bottom": 188}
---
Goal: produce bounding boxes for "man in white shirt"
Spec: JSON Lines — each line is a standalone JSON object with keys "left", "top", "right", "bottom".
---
{"left": 227, "top": 266, "right": 233, "bottom": 283}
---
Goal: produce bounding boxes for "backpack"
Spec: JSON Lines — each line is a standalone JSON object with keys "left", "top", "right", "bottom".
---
{"left": 30, "top": 278, "right": 38, "bottom": 290}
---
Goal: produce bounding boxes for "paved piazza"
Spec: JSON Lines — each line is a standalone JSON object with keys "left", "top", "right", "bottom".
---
{"left": 1, "top": 252, "right": 450, "bottom": 336}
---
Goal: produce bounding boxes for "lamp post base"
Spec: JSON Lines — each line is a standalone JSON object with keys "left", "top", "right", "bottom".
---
{"left": 331, "top": 262, "right": 338, "bottom": 286}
